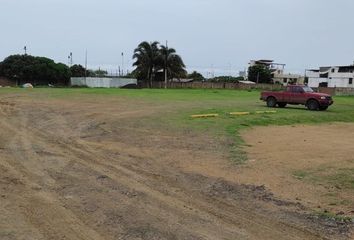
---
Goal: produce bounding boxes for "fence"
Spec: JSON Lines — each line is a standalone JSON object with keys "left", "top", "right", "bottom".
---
{"left": 318, "top": 87, "right": 354, "bottom": 96}
{"left": 71, "top": 77, "right": 137, "bottom": 88}
{"left": 141, "top": 81, "right": 285, "bottom": 91}
{"left": 0, "top": 77, "right": 15, "bottom": 87}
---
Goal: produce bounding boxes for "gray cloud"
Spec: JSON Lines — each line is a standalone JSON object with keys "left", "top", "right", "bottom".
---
{"left": 1, "top": 0, "right": 354, "bottom": 76}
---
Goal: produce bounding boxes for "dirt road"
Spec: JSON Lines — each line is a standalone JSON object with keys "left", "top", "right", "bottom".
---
{"left": 0, "top": 92, "right": 351, "bottom": 240}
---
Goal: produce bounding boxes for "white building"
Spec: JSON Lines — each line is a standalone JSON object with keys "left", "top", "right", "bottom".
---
{"left": 249, "top": 60, "right": 304, "bottom": 85}
{"left": 307, "top": 64, "right": 354, "bottom": 88}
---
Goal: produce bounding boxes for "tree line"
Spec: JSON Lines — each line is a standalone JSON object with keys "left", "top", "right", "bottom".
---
{"left": 0, "top": 41, "right": 273, "bottom": 87}
{"left": 0, "top": 55, "right": 116, "bottom": 86}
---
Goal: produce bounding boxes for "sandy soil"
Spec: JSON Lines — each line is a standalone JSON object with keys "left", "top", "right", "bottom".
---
{"left": 0, "top": 92, "right": 352, "bottom": 240}
{"left": 240, "top": 124, "right": 354, "bottom": 216}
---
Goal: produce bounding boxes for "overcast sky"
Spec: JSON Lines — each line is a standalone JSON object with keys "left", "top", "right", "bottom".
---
{"left": 1, "top": 0, "right": 354, "bottom": 76}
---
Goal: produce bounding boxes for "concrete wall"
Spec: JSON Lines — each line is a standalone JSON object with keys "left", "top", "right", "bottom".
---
{"left": 71, "top": 77, "right": 137, "bottom": 88}
{"left": 308, "top": 67, "right": 354, "bottom": 88}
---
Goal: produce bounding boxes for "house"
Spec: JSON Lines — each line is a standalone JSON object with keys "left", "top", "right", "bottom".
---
{"left": 249, "top": 60, "right": 304, "bottom": 85}
{"left": 307, "top": 64, "right": 354, "bottom": 88}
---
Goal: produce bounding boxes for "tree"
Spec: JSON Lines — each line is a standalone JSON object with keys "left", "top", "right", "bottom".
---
{"left": 70, "top": 64, "right": 86, "bottom": 77}
{"left": 133, "top": 41, "right": 160, "bottom": 87}
{"left": 187, "top": 71, "right": 205, "bottom": 81}
{"left": 209, "top": 76, "right": 244, "bottom": 83}
{"left": 94, "top": 69, "right": 108, "bottom": 77}
{"left": 248, "top": 65, "right": 272, "bottom": 84}
{"left": 0, "top": 54, "right": 70, "bottom": 86}
{"left": 159, "top": 45, "right": 187, "bottom": 88}
{"left": 132, "top": 41, "right": 187, "bottom": 88}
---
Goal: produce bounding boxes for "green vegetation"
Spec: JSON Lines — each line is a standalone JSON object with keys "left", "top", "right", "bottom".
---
{"left": 187, "top": 71, "right": 205, "bottom": 81}
{"left": 2, "top": 88, "right": 354, "bottom": 163}
{"left": 248, "top": 64, "right": 272, "bottom": 83}
{"left": 208, "top": 76, "right": 244, "bottom": 83}
{"left": 133, "top": 41, "right": 186, "bottom": 87}
{"left": 293, "top": 167, "right": 354, "bottom": 190}
{"left": 0, "top": 55, "right": 70, "bottom": 86}
{"left": 315, "top": 210, "right": 353, "bottom": 223}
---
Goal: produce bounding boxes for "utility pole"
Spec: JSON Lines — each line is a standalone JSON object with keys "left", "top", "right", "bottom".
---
{"left": 68, "top": 52, "right": 73, "bottom": 67}
{"left": 164, "top": 40, "right": 168, "bottom": 89}
{"left": 121, "top": 52, "right": 124, "bottom": 77}
{"left": 24, "top": 46, "right": 27, "bottom": 55}
{"left": 85, "top": 50, "right": 88, "bottom": 78}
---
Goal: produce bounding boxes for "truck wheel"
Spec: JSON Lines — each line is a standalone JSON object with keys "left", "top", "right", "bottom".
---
{"left": 278, "top": 103, "right": 287, "bottom": 108}
{"left": 266, "top": 97, "right": 277, "bottom": 108}
{"left": 319, "top": 106, "right": 328, "bottom": 111}
{"left": 307, "top": 100, "right": 319, "bottom": 111}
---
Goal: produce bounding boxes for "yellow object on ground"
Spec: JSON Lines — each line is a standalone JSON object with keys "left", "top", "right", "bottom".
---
{"left": 229, "top": 112, "right": 250, "bottom": 116}
{"left": 191, "top": 114, "right": 219, "bottom": 118}
{"left": 255, "top": 110, "right": 277, "bottom": 114}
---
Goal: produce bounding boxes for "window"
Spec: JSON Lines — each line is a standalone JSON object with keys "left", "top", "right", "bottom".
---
{"left": 349, "top": 78, "right": 353, "bottom": 85}
{"left": 283, "top": 78, "right": 288, "bottom": 83}
{"left": 331, "top": 68, "right": 335, "bottom": 73}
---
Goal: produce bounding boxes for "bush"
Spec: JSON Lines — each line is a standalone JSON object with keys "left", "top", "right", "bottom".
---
{"left": 0, "top": 54, "right": 70, "bottom": 86}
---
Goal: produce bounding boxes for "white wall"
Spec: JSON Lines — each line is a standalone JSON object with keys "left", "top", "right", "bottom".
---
{"left": 71, "top": 77, "right": 137, "bottom": 88}
{"left": 308, "top": 77, "right": 326, "bottom": 88}
{"left": 307, "top": 68, "right": 354, "bottom": 88}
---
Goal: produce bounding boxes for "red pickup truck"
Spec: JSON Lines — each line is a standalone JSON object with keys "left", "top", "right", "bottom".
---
{"left": 260, "top": 85, "right": 333, "bottom": 111}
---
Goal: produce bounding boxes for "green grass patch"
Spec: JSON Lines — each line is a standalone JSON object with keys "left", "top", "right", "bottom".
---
{"left": 315, "top": 210, "right": 353, "bottom": 223}
{"left": 293, "top": 167, "right": 354, "bottom": 190}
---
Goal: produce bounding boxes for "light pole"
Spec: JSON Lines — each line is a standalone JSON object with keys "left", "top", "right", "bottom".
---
{"left": 164, "top": 40, "right": 168, "bottom": 89}
{"left": 68, "top": 52, "right": 73, "bottom": 67}
{"left": 121, "top": 52, "right": 124, "bottom": 77}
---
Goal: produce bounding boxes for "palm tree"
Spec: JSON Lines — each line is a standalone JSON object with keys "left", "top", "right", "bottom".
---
{"left": 159, "top": 45, "right": 187, "bottom": 88}
{"left": 132, "top": 41, "right": 160, "bottom": 88}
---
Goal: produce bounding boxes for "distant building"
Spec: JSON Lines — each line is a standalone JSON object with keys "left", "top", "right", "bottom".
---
{"left": 249, "top": 59, "right": 304, "bottom": 85}
{"left": 307, "top": 64, "right": 354, "bottom": 88}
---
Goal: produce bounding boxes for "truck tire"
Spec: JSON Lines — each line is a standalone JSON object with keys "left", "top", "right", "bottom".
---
{"left": 319, "top": 106, "right": 328, "bottom": 111}
{"left": 307, "top": 99, "right": 319, "bottom": 111}
{"left": 266, "top": 97, "right": 277, "bottom": 108}
{"left": 278, "top": 102, "right": 287, "bottom": 108}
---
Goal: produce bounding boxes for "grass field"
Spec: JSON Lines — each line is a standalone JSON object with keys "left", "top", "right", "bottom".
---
{"left": 3, "top": 87, "right": 354, "bottom": 162}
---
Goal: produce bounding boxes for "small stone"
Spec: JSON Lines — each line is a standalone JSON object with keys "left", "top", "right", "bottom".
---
{"left": 97, "top": 175, "right": 109, "bottom": 180}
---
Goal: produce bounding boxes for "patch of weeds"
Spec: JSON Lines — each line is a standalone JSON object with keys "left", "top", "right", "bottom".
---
{"left": 293, "top": 167, "right": 354, "bottom": 190}
{"left": 324, "top": 168, "right": 354, "bottom": 190}
{"left": 293, "top": 170, "right": 310, "bottom": 180}
{"left": 315, "top": 210, "right": 353, "bottom": 223}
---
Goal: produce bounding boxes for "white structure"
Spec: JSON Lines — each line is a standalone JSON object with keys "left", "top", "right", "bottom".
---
{"left": 307, "top": 65, "right": 354, "bottom": 88}
{"left": 71, "top": 77, "right": 137, "bottom": 88}
{"left": 249, "top": 60, "right": 304, "bottom": 85}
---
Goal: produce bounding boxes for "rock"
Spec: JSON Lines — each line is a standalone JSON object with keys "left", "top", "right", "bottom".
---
{"left": 22, "top": 83, "right": 34, "bottom": 88}
{"left": 97, "top": 175, "right": 109, "bottom": 180}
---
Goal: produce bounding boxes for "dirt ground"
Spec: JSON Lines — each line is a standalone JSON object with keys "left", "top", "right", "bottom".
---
{"left": 0, "top": 92, "right": 353, "bottom": 240}
{"left": 240, "top": 124, "right": 354, "bottom": 214}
